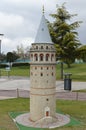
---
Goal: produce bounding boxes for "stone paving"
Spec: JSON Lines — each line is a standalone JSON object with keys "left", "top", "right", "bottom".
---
{"left": 0, "top": 76, "right": 86, "bottom": 99}
{"left": 15, "top": 112, "right": 70, "bottom": 128}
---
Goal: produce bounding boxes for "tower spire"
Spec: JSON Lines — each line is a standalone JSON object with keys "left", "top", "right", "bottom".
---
{"left": 35, "top": 6, "right": 52, "bottom": 43}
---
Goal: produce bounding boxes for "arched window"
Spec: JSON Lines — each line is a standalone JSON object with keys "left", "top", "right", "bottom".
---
{"left": 40, "top": 54, "right": 44, "bottom": 61}
{"left": 51, "top": 54, "right": 54, "bottom": 61}
{"left": 34, "top": 54, "right": 38, "bottom": 61}
{"left": 36, "top": 46, "right": 38, "bottom": 49}
{"left": 46, "top": 46, "right": 48, "bottom": 49}
{"left": 46, "top": 54, "right": 49, "bottom": 61}
{"left": 41, "top": 46, "right": 43, "bottom": 49}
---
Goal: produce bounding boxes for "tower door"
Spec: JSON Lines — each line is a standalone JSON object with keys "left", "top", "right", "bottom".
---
{"left": 46, "top": 111, "right": 49, "bottom": 117}
{"left": 45, "top": 107, "right": 50, "bottom": 117}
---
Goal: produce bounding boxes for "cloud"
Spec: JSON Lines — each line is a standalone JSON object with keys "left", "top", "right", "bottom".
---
{"left": 2, "top": 37, "right": 34, "bottom": 53}
{"left": 0, "top": 12, "right": 25, "bottom": 38}
{"left": 0, "top": 0, "right": 86, "bottom": 53}
{"left": 0, "top": 12, "right": 24, "bottom": 28}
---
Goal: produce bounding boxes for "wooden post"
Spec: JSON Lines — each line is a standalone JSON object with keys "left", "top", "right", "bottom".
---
{"left": 17, "top": 88, "right": 19, "bottom": 98}
{"left": 76, "top": 92, "right": 78, "bottom": 100}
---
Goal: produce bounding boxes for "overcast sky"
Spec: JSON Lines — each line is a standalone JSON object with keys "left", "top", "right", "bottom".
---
{"left": 0, "top": 0, "right": 86, "bottom": 53}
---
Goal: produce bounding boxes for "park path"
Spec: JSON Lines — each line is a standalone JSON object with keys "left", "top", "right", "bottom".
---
{"left": 0, "top": 76, "right": 86, "bottom": 100}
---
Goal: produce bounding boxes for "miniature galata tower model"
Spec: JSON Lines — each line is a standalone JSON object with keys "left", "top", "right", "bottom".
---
{"left": 30, "top": 10, "right": 56, "bottom": 123}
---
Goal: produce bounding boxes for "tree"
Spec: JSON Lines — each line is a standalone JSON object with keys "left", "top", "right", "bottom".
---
{"left": 48, "top": 3, "right": 82, "bottom": 67}
{"left": 16, "top": 44, "right": 25, "bottom": 59}
{"left": 6, "top": 52, "right": 19, "bottom": 67}
{"left": 0, "top": 53, "right": 6, "bottom": 62}
{"left": 7, "top": 52, "right": 14, "bottom": 63}
{"left": 16, "top": 44, "right": 30, "bottom": 60}
{"left": 76, "top": 45, "right": 86, "bottom": 62}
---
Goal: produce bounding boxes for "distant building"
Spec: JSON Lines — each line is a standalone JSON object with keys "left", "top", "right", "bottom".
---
{"left": 75, "top": 58, "right": 83, "bottom": 64}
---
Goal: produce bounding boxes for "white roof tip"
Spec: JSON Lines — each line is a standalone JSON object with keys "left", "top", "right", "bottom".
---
{"left": 34, "top": 15, "right": 52, "bottom": 43}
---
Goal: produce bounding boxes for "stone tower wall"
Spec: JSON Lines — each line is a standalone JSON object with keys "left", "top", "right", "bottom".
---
{"left": 30, "top": 43, "right": 56, "bottom": 121}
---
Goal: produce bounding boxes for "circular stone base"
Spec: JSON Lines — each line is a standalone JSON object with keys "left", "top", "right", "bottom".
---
{"left": 15, "top": 113, "right": 70, "bottom": 128}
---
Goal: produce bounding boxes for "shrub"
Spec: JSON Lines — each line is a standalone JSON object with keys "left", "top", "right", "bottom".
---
{"left": 12, "top": 62, "right": 30, "bottom": 67}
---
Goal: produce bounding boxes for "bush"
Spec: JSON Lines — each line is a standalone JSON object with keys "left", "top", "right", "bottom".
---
{"left": 0, "top": 64, "right": 8, "bottom": 68}
{"left": 12, "top": 62, "right": 30, "bottom": 67}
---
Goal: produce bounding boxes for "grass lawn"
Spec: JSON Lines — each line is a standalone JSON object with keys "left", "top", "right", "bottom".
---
{"left": 56, "top": 63, "right": 86, "bottom": 81}
{"left": 1, "top": 63, "right": 86, "bottom": 81}
{"left": 73, "top": 89, "right": 86, "bottom": 93}
{"left": 0, "top": 66, "right": 30, "bottom": 77}
{"left": 0, "top": 63, "right": 86, "bottom": 81}
{"left": 0, "top": 98, "right": 86, "bottom": 130}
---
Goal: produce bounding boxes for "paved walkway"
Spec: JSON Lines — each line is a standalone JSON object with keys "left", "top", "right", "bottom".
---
{"left": 0, "top": 76, "right": 86, "bottom": 99}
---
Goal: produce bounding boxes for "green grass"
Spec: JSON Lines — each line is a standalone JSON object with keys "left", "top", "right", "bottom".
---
{"left": 0, "top": 98, "right": 29, "bottom": 130}
{"left": 0, "top": 66, "right": 30, "bottom": 77}
{"left": 0, "top": 98, "right": 86, "bottom": 130}
{"left": 73, "top": 89, "right": 86, "bottom": 93}
{"left": 0, "top": 63, "right": 86, "bottom": 81}
{"left": 56, "top": 63, "right": 86, "bottom": 81}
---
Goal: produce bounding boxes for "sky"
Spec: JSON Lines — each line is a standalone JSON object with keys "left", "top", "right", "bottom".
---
{"left": 0, "top": 0, "right": 86, "bottom": 54}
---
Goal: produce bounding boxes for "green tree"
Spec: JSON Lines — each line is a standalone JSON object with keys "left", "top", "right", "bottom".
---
{"left": 76, "top": 45, "right": 86, "bottom": 62}
{"left": 48, "top": 3, "right": 82, "bottom": 67}
{"left": 7, "top": 52, "right": 19, "bottom": 63}
{"left": 7, "top": 52, "right": 14, "bottom": 63}
{"left": 0, "top": 53, "right": 6, "bottom": 62}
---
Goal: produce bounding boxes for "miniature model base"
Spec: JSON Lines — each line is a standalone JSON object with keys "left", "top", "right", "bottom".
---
{"left": 15, "top": 112, "right": 70, "bottom": 128}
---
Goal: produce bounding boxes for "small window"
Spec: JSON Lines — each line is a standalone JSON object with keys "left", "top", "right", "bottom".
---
{"left": 52, "top": 72, "right": 53, "bottom": 76}
{"left": 41, "top": 67, "right": 43, "bottom": 70}
{"left": 41, "top": 73, "right": 43, "bottom": 76}
{"left": 35, "top": 67, "right": 37, "bottom": 69}
{"left": 47, "top": 67, "right": 49, "bottom": 70}
{"left": 46, "top": 98, "right": 49, "bottom": 101}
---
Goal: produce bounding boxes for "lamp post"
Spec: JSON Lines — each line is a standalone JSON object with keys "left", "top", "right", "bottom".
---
{"left": 60, "top": 61, "right": 63, "bottom": 80}
{"left": 0, "top": 34, "right": 4, "bottom": 63}
{"left": 0, "top": 34, "right": 4, "bottom": 55}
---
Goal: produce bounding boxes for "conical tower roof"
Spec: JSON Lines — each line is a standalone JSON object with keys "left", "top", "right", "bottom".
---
{"left": 34, "top": 14, "right": 52, "bottom": 43}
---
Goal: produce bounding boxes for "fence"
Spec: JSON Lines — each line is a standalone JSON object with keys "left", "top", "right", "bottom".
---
{"left": 0, "top": 89, "right": 86, "bottom": 101}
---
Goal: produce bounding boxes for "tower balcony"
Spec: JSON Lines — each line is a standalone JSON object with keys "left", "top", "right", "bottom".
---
{"left": 30, "top": 61, "right": 56, "bottom": 65}
{"left": 30, "top": 48, "right": 56, "bottom": 52}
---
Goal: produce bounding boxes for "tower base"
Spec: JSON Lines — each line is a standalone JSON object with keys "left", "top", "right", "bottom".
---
{"left": 15, "top": 113, "right": 70, "bottom": 128}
